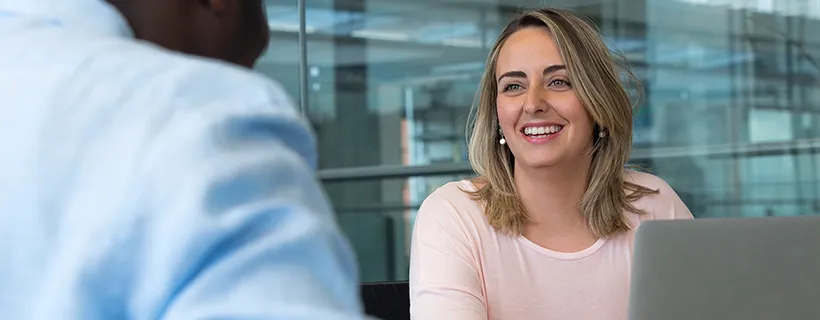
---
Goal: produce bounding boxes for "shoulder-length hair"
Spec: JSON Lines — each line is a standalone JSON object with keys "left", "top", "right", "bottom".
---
{"left": 466, "top": 7, "right": 657, "bottom": 238}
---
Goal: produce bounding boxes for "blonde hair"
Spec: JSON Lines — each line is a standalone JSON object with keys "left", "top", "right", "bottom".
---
{"left": 465, "top": 7, "right": 657, "bottom": 238}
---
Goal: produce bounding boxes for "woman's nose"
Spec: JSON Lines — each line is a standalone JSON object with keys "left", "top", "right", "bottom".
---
{"left": 523, "top": 85, "right": 548, "bottom": 114}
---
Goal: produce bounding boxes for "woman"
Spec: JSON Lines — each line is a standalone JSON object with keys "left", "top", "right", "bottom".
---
{"left": 409, "top": 7, "right": 693, "bottom": 320}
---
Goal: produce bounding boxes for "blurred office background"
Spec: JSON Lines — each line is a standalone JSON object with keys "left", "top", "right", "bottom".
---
{"left": 256, "top": 0, "right": 820, "bottom": 282}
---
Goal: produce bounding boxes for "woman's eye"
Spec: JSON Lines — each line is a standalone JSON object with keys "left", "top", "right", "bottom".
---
{"left": 503, "top": 84, "right": 523, "bottom": 92}
{"left": 549, "top": 79, "right": 571, "bottom": 87}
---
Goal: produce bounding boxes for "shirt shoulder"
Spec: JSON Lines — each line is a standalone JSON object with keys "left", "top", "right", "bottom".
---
{"left": 80, "top": 39, "right": 314, "bottom": 165}
{"left": 414, "top": 180, "right": 491, "bottom": 241}
{"left": 625, "top": 169, "right": 674, "bottom": 193}
{"left": 424, "top": 180, "right": 483, "bottom": 208}
{"left": 422, "top": 180, "right": 487, "bottom": 219}
{"left": 625, "top": 169, "right": 694, "bottom": 221}
{"left": 106, "top": 39, "right": 294, "bottom": 112}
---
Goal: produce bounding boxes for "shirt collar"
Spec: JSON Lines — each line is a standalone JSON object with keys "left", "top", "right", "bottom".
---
{"left": 0, "top": 0, "right": 132, "bottom": 38}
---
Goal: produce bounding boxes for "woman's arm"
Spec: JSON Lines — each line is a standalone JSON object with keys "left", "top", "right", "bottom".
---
{"left": 409, "top": 191, "right": 488, "bottom": 320}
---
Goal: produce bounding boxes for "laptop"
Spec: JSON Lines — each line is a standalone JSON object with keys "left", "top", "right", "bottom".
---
{"left": 628, "top": 215, "right": 820, "bottom": 320}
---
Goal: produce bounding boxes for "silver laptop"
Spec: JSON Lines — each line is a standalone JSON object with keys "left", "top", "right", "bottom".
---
{"left": 628, "top": 216, "right": 820, "bottom": 320}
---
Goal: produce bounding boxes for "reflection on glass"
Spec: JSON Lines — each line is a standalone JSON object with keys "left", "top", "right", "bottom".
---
{"left": 257, "top": 0, "right": 820, "bottom": 282}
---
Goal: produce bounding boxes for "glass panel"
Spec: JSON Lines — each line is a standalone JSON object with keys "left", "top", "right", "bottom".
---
{"left": 257, "top": 1, "right": 301, "bottom": 105}
{"left": 327, "top": 175, "right": 470, "bottom": 282}
{"left": 256, "top": 0, "right": 820, "bottom": 283}
{"left": 295, "top": 0, "right": 526, "bottom": 171}
{"left": 638, "top": 0, "right": 820, "bottom": 220}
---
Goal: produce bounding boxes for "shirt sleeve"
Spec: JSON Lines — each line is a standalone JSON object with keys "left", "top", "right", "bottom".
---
{"left": 131, "top": 93, "right": 369, "bottom": 320}
{"left": 409, "top": 189, "right": 488, "bottom": 320}
{"left": 671, "top": 191, "right": 694, "bottom": 220}
{"left": 661, "top": 182, "right": 695, "bottom": 220}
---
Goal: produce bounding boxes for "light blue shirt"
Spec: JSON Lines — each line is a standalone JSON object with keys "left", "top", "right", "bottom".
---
{"left": 0, "top": 1, "right": 368, "bottom": 319}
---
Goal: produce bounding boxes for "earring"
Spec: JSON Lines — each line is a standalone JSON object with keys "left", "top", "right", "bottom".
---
{"left": 599, "top": 130, "right": 607, "bottom": 138}
{"left": 499, "top": 128, "right": 506, "bottom": 145}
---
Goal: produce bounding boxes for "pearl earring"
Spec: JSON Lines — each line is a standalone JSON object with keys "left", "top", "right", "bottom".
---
{"left": 500, "top": 137, "right": 506, "bottom": 145}
{"left": 599, "top": 130, "right": 607, "bottom": 138}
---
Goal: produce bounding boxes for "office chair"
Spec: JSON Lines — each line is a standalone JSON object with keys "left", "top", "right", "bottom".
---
{"left": 360, "top": 281, "right": 410, "bottom": 320}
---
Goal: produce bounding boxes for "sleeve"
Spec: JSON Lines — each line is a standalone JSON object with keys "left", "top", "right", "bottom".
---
{"left": 130, "top": 95, "right": 369, "bottom": 320}
{"left": 409, "top": 190, "right": 488, "bottom": 320}
{"left": 661, "top": 182, "right": 695, "bottom": 220}
{"left": 671, "top": 192, "right": 694, "bottom": 220}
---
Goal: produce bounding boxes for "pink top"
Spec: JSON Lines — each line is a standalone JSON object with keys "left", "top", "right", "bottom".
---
{"left": 409, "top": 170, "right": 694, "bottom": 320}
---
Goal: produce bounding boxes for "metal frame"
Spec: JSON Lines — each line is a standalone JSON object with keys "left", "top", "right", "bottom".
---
{"left": 297, "top": 0, "right": 308, "bottom": 117}
{"left": 318, "top": 139, "right": 820, "bottom": 182}
{"left": 319, "top": 162, "right": 474, "bottom": 182}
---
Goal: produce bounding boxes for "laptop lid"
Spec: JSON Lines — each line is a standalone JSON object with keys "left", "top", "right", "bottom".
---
{"left": 628, "top": 216, "right": 820, "bottom": 320}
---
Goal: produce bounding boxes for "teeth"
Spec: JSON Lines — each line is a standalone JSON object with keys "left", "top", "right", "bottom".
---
{"left": 524, "top": 125, "right": 562, "bottom": 135}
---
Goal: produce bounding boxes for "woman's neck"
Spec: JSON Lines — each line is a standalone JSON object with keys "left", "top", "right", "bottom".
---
{"left": 514, "top": 157, "right": 592, "bottom": 236}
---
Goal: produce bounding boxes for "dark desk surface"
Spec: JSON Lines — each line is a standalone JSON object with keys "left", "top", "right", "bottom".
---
{"left": 361, "top": 282, "right": 410, "bottom": 320}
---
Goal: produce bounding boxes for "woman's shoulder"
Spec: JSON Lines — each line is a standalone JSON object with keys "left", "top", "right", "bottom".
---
{"left": 624, "top": 169, "right": 675, "bottom": 193}
{"left": 423, "top": 179, "right": 482, "bottom": 205}
{"left": 414, "top": 179, "right": 490, "bottom": 234}
{"left": 624, "top": 169, "right": 693, "bottom": 220}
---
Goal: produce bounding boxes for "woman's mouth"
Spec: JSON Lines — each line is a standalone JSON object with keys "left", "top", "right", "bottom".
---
{"left": 520, "top": 125, "right": 564, "bottom": 144}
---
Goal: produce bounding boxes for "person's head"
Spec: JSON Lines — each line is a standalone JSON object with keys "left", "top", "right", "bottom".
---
{"left": 466, "top": 7, "right": 656, "bottom": 237}
{"left": 107, "top": 0, "right": 270, "bottom": 68}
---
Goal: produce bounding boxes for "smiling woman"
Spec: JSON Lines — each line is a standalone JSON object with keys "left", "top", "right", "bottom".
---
{"left": 409, "top": 7, "right": 694, "bottom": 320}
{"left": 474, "top": 10, "right": 660, "bottom": 238}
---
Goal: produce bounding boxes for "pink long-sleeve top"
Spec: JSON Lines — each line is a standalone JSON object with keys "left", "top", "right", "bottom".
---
{"left": 409, "top": 170, "right": 694, "bottom": 320}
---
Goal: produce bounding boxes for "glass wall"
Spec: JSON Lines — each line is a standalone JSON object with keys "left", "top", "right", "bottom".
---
{"left": 258, "top": 0, "right": 820, "bottom": 282}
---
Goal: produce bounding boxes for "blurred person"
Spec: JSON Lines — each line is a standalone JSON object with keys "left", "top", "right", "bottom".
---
{"left": 0, "top": 0, "right": 368, "bottom": 319}
{"left": 409, "top": 8, "right": 693, "bottom": 320}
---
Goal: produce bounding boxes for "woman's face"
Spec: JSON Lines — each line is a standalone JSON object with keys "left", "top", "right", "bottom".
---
{"left": 495, "top": 27, "right": 595, "bottom": 170}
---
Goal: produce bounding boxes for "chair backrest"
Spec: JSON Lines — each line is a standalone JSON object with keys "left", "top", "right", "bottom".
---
{"left": 360, "top": 281, "right": 410, "bottom": 320}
